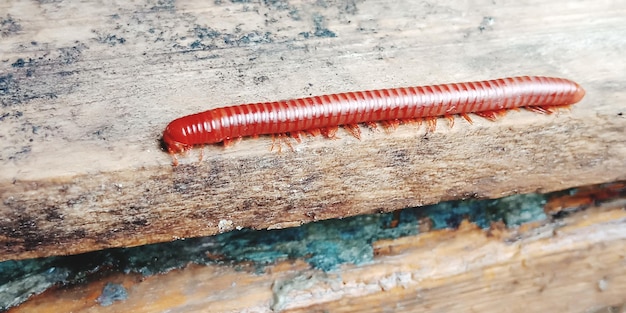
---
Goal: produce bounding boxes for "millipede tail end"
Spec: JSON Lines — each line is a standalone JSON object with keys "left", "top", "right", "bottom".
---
{"left": 573, "top": 83, "right": 586, "bottom": 104}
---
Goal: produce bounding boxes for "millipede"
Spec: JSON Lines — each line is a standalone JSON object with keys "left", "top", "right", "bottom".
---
{"left": 162, "top": 76, "right": 585, "bottom": 165}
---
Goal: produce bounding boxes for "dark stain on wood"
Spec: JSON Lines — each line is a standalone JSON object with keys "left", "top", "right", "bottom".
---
{"left": 0, "top": 14, "right": 22, "bottom": 37}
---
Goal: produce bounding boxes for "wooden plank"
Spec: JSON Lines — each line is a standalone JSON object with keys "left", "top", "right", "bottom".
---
{"left": 1, "top": 0, "right": 625, "bottom": 261}
{"left": 9, "top": 194, "right": 626, "bottom": 312}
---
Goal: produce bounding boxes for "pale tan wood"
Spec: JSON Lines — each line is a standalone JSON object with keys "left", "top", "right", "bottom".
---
{"left": 0, "top": 0, "right": 625, "bottom": 260}
{"left": 10, "top": 200, "right": 626, "bottom": 312}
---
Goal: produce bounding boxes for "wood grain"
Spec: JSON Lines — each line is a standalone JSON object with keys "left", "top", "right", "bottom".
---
{"left": 1, "top": 0, "right": 625, "bottom": 261}
{"left": 10, "top": 199, "right": 626, "bottom": 312}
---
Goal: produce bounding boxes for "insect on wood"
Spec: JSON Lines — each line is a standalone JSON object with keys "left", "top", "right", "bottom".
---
{"left": 162, "top": 76, "right": 585, "bottom": 165}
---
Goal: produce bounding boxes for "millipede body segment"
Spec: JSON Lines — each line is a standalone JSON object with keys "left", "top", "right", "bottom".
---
{"left": 163, "top": 76, "right": 585, "bottom": 162}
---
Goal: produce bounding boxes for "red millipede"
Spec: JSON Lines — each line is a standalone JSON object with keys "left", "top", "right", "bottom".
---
{"left": 163, "top": 76, "right": 585, "bottom": 165}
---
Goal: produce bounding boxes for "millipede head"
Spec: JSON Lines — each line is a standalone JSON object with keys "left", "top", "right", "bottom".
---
{"left": 162, "top": 124, "right": 192, "bottom": 155}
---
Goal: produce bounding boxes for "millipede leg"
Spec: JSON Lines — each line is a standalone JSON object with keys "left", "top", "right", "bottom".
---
{"left": 270, "top": 134, "right": 278, "bottom": 152}
{"left": 444, "top": 115, "right": 455, "bottom": 128}
{"left": 344, "top": 124, "right": 362, "bottom": 140}
{"left": 171, "top": 154, "right": 179, "bottom": 166}
{"left": 460, "top": 113, "right": 473, "bottom": 124}
{"left": 425, "top": 117, "right": 437, "bottom": 132}
{"left": 198, "top": 146, "right": 204, "bottom": 163}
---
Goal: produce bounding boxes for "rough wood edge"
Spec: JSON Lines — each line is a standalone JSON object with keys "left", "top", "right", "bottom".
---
{"left": 9, "top": 199, "right": 626, "bottom": 313}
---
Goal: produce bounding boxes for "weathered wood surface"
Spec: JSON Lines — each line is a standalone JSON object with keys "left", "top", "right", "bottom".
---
{"left": 0, "top": 0, "right": 625, "bottom": 261}
{"left": 9, "top": 197, "right": 626, "bottom": 312}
